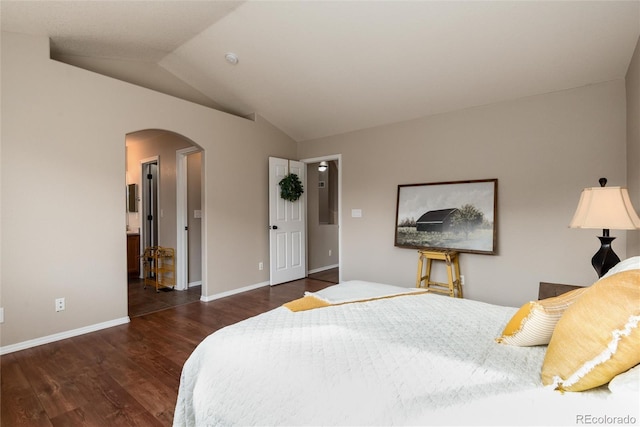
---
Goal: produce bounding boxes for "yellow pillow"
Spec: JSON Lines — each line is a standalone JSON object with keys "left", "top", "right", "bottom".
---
{"left": 496, "top": 287, "right": 588, "bottom": 346}
{"left": 283, "top": 295, "right": 331, "bottom": 311}
{"left": 541, "top": 270, "right": 640, "bottom": 392}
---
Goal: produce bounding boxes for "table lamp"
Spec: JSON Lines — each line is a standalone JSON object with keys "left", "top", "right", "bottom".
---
{"left": 569, "top": 178, "right": 640, "bottom": 277}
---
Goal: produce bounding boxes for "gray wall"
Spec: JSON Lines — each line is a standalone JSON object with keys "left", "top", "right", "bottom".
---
{"left": 298, "top": 80, "right": 629, "bottom": 307}
{"left": 1, "top": 32, "right": 296, "bottom": 348}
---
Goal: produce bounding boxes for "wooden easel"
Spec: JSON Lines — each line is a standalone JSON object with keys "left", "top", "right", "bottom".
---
{"left": 416, "top": 250, "right": 463, "bottom": 298}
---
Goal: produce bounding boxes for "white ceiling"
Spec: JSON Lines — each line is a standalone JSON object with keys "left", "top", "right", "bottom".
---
{"left": 2, "top": 1, "right": 639, "bottom": 142}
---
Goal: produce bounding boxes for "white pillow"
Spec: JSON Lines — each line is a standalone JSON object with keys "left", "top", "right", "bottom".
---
{"left": 600, "top": 256, "right": 640, "bottom": 280}
{"left": 608, "top": 364, "right": 640, "bottom": 394}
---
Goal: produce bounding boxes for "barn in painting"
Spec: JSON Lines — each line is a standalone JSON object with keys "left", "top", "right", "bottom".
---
{"left": 416, "top": 208, "right": 458, "bottom": 232}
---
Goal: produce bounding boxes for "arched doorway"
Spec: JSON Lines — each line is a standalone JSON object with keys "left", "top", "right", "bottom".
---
{"left": 125, "top": 129, "right": 204, "bottom": 317}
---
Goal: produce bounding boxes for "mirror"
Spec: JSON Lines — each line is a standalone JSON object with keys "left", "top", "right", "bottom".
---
{"left": 128, "top": 183, "right": 138, "bottom": 212}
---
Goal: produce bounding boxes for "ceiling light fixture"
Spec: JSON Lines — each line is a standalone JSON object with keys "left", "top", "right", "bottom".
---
{"left": 318, "top": 161, "right": 328, "bottom": 172}
{"left": 224, "top": 52, "right": 239, "bottom": 65}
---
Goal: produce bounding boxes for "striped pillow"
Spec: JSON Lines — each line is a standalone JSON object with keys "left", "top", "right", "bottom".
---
{"left": 496, "top": 287, "right": 588, "bottom": 346}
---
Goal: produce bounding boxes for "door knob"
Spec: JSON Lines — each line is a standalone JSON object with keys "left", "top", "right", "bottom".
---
{"left": 270, "top": 225, "right": 278, "bottom": 230}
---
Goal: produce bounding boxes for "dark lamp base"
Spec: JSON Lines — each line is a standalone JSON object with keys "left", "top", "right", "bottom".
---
{"left": 592, "top": 236, "right": 620, "bottom": 278}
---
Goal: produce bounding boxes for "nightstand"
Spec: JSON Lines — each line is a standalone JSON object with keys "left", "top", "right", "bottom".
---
{"left": 538, "top": 282, "right": 585, "bottom": 300}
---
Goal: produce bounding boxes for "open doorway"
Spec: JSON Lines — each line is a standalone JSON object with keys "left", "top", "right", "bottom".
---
{"left": 125, "top": 129, "right": 203, "bottom": 317}
{"left": 303, "top": 155, "right": 341, "bottom": 284}
{"left": 176, "top": 147, "right": 203, "bottom": 291}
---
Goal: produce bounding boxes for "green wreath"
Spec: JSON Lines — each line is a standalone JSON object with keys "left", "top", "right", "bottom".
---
{"left": 279, "top": 173, "right": 304, "bottom": 202}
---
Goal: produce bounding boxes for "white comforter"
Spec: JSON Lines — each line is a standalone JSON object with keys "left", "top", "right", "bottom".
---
{"left": 173, "top": 281, "right": 638, "bottom": 426}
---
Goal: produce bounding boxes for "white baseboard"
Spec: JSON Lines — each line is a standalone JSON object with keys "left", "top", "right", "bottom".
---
{"left": 308, "top": 264, "right": 339, "bottom": 275}
{"left": 0, "top": 316, "right": 131, "bottom": 356}
{"left": 188, "top": 280, "right": 202, "bottom": 288}
{"left": 201, "top": 281, "right": 270, "bottom": 302}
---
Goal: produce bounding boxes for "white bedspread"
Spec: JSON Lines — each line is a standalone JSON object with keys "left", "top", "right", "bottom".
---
{"left": 305, "top": 280, "right": 425, "bottom": 304}
{"left": 173, "top": 281, "right": 638, "bottom": 426}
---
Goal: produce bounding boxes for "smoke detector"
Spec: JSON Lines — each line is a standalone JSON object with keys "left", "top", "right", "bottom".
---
{"left": 225, "top": 52, "right": 239, "bottom": 65}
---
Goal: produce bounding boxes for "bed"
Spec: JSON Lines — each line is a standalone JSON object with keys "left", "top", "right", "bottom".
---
{"left": 173, "top": 265, "right": 639, "bottom": 426}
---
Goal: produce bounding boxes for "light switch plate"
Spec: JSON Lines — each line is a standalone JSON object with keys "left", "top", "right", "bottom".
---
{"left": 351, "top": 209, "right": 362, "bottom": 218}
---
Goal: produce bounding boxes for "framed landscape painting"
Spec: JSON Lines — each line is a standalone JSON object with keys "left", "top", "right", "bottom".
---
{"left": 394, "top": 179, "right": 497, "bottom": 254}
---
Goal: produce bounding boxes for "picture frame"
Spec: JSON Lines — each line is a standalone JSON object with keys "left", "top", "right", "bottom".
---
{"left": 394, "top": 179, "right": 497, "bottom": 254}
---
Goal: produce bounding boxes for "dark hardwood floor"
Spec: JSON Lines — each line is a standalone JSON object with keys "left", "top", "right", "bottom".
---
{"left": 307, "top": 267, "right": 339, "bottom": 284}
{"left": 127, "top": 278, "right": 202, "bottom": 318}
{"left": 1, "top": 275, "right": 337, "bottom": 426}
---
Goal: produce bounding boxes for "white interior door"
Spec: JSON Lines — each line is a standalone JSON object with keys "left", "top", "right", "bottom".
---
{"left": 269, "top": 157, "right": 306, "bottom": 285}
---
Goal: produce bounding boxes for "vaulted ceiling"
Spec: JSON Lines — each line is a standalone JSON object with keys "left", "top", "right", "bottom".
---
{"left": 2, "top": 1, "right": 639, "bottom": 142}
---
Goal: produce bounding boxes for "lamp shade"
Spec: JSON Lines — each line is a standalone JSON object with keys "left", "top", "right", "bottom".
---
{"left": 569, "top": 186, "right": 640, "bottom": 230}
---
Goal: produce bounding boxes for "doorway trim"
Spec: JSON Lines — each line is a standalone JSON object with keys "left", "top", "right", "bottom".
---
{"left": 300, "top": 154, "right": 342, "bottom": 283}
{"left": 176, "top": 146, "right": 202, "bottom": 291}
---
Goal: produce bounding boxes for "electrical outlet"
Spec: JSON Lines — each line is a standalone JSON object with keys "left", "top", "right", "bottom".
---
{"left": 460, "top": 275, "right": 465, "bottom": 286}
{"left": 258, "top": 262, "right": 264, "bottom": 271}
{"left": 0, "top": 307, "right": 4, "bottom": 323}
{"left": 55, "top": 298, "right": 65, "bottom": 312}
{"left": 329, "top": 249, "right": 332, "bottom": 257}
